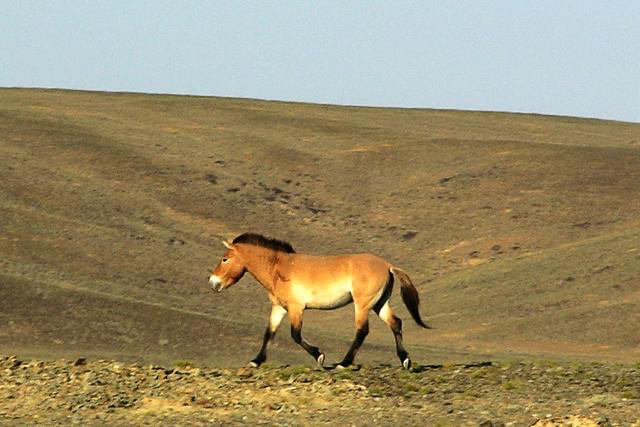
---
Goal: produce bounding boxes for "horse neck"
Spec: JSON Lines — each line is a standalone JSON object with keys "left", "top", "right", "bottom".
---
{"left": 238, "top": 245, "right": 281, "bottom": 292}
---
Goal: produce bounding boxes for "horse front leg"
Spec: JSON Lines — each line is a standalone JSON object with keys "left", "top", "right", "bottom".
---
{"left": 249, "top": 304, "right": 287, "bottom": 367}
{"left": 288, "top": 306, "right": 325, "bottom": 368}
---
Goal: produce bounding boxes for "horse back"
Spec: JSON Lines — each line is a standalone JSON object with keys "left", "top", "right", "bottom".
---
{"left": 288, "top": 252, "right": 390, "bottom": 278}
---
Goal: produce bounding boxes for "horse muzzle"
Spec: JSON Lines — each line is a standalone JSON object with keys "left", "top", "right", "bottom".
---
{"left": 209, "top": 275, "right": 223, "bottom": 292}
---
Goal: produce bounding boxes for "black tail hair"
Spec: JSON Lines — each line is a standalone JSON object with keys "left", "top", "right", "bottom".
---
{"left": 391, "top": 267, "right": 431, "bottom": 329}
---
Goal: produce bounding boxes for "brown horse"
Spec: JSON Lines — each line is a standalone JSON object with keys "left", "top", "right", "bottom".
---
{"left": 208, "top": 233, "right": 430, "bottom": 370}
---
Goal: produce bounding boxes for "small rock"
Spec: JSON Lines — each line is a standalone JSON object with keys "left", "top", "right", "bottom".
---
{"left": 167, "top": 237, "right": 185, "bottom": 246}
{"left": 237, "top": 368, "right": 253, "bottom": 378}
{"left": 401, "top": 231, "right": 418, "bottom": 241}
{"left": 73, "top": 358, "right": 87, "bottom": 367}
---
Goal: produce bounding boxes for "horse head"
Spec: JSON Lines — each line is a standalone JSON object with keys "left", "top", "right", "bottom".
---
{"left": 208, "top": 240, "right": 246, "bottom": 292}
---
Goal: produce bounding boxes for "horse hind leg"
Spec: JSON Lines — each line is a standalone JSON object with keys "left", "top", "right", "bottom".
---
{"left": 375, "top": 301, "right": 411, "bottom": 370}
{"left": 337, "top": 306, "right": 369, "bottom": 369}
{"left": 288, "top": 307, "right": 325, "bottom": 368}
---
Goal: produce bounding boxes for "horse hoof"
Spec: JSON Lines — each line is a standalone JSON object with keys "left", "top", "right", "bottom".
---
{"left": 316, "top": 353, "right": 325, "bottom": 368}
{"left": 248, "top": 361, "right": 259, "bottom": 368}
{"left": 402, "top": 358, "right": 411, "bottom": 370}
{"left": 335, "top": 364, "right": 346, "bottom": 370}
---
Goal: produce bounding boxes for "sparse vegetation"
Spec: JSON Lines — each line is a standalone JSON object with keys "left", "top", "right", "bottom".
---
{"left": 275, "top": 365, "right": 309, "bottom": 380}
{"left": 1, "top": 356, "right": 639, "bottom": 425}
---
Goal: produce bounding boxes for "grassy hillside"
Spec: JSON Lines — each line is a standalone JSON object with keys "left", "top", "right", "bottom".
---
{"left": 1, "top": 88, "right": 639, "bottom": 365}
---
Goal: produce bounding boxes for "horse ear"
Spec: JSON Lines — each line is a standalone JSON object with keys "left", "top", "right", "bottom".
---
{"left": 222, "top": 240, "right": 233, "bottom": 249}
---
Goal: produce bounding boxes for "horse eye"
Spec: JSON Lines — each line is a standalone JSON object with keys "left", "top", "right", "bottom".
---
{"left": 222, "top": 258, "right": 229, "bottom": 263}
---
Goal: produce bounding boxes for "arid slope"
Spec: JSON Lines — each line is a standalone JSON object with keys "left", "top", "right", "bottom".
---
{"left": 1, "top": 88, "right": 639, "bottom": 366}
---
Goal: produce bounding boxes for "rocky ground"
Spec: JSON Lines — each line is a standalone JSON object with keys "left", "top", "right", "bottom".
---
{"left": 1, "top": 356, "right": 639, "bottom": 426}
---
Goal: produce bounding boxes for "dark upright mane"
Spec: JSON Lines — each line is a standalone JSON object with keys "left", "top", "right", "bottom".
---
{"left": 232, "top": 233, "right": 296, "bottom": 253}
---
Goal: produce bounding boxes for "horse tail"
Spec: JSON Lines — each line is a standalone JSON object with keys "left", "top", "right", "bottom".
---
{"left": 390, "top": 267, "right": 431, "bottom": 329}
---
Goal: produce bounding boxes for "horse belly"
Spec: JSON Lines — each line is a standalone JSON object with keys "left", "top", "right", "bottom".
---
{"left": 294, "top": 278, "right": 353, "bottom": 310}
{"left": 305, "top": 291, "right": 353, "bottom": 310}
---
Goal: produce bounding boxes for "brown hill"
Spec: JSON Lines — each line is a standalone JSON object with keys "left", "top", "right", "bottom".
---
{"left": 1, "top": 88, "right": 639, "bottom": 366}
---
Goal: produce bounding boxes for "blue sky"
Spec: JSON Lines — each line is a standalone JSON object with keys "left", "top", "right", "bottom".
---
{"left": 2, "top": 1, "right": 639, "bottom": 122}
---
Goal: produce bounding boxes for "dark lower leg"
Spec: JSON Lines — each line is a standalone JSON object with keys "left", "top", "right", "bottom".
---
{"left": 291, "top": 325, "right": 322, "bottom": 360}
{"left": 251, "top": 327, "right": 275, "bottom": 366}
{"left": 250, "top": 305, "right": 286, "bottom": 367}
{"left": 339, "top": 321, "right": 369, "bottom": 367}
{"left": 391, "top": 316, "right": 409, "bottom": 363}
